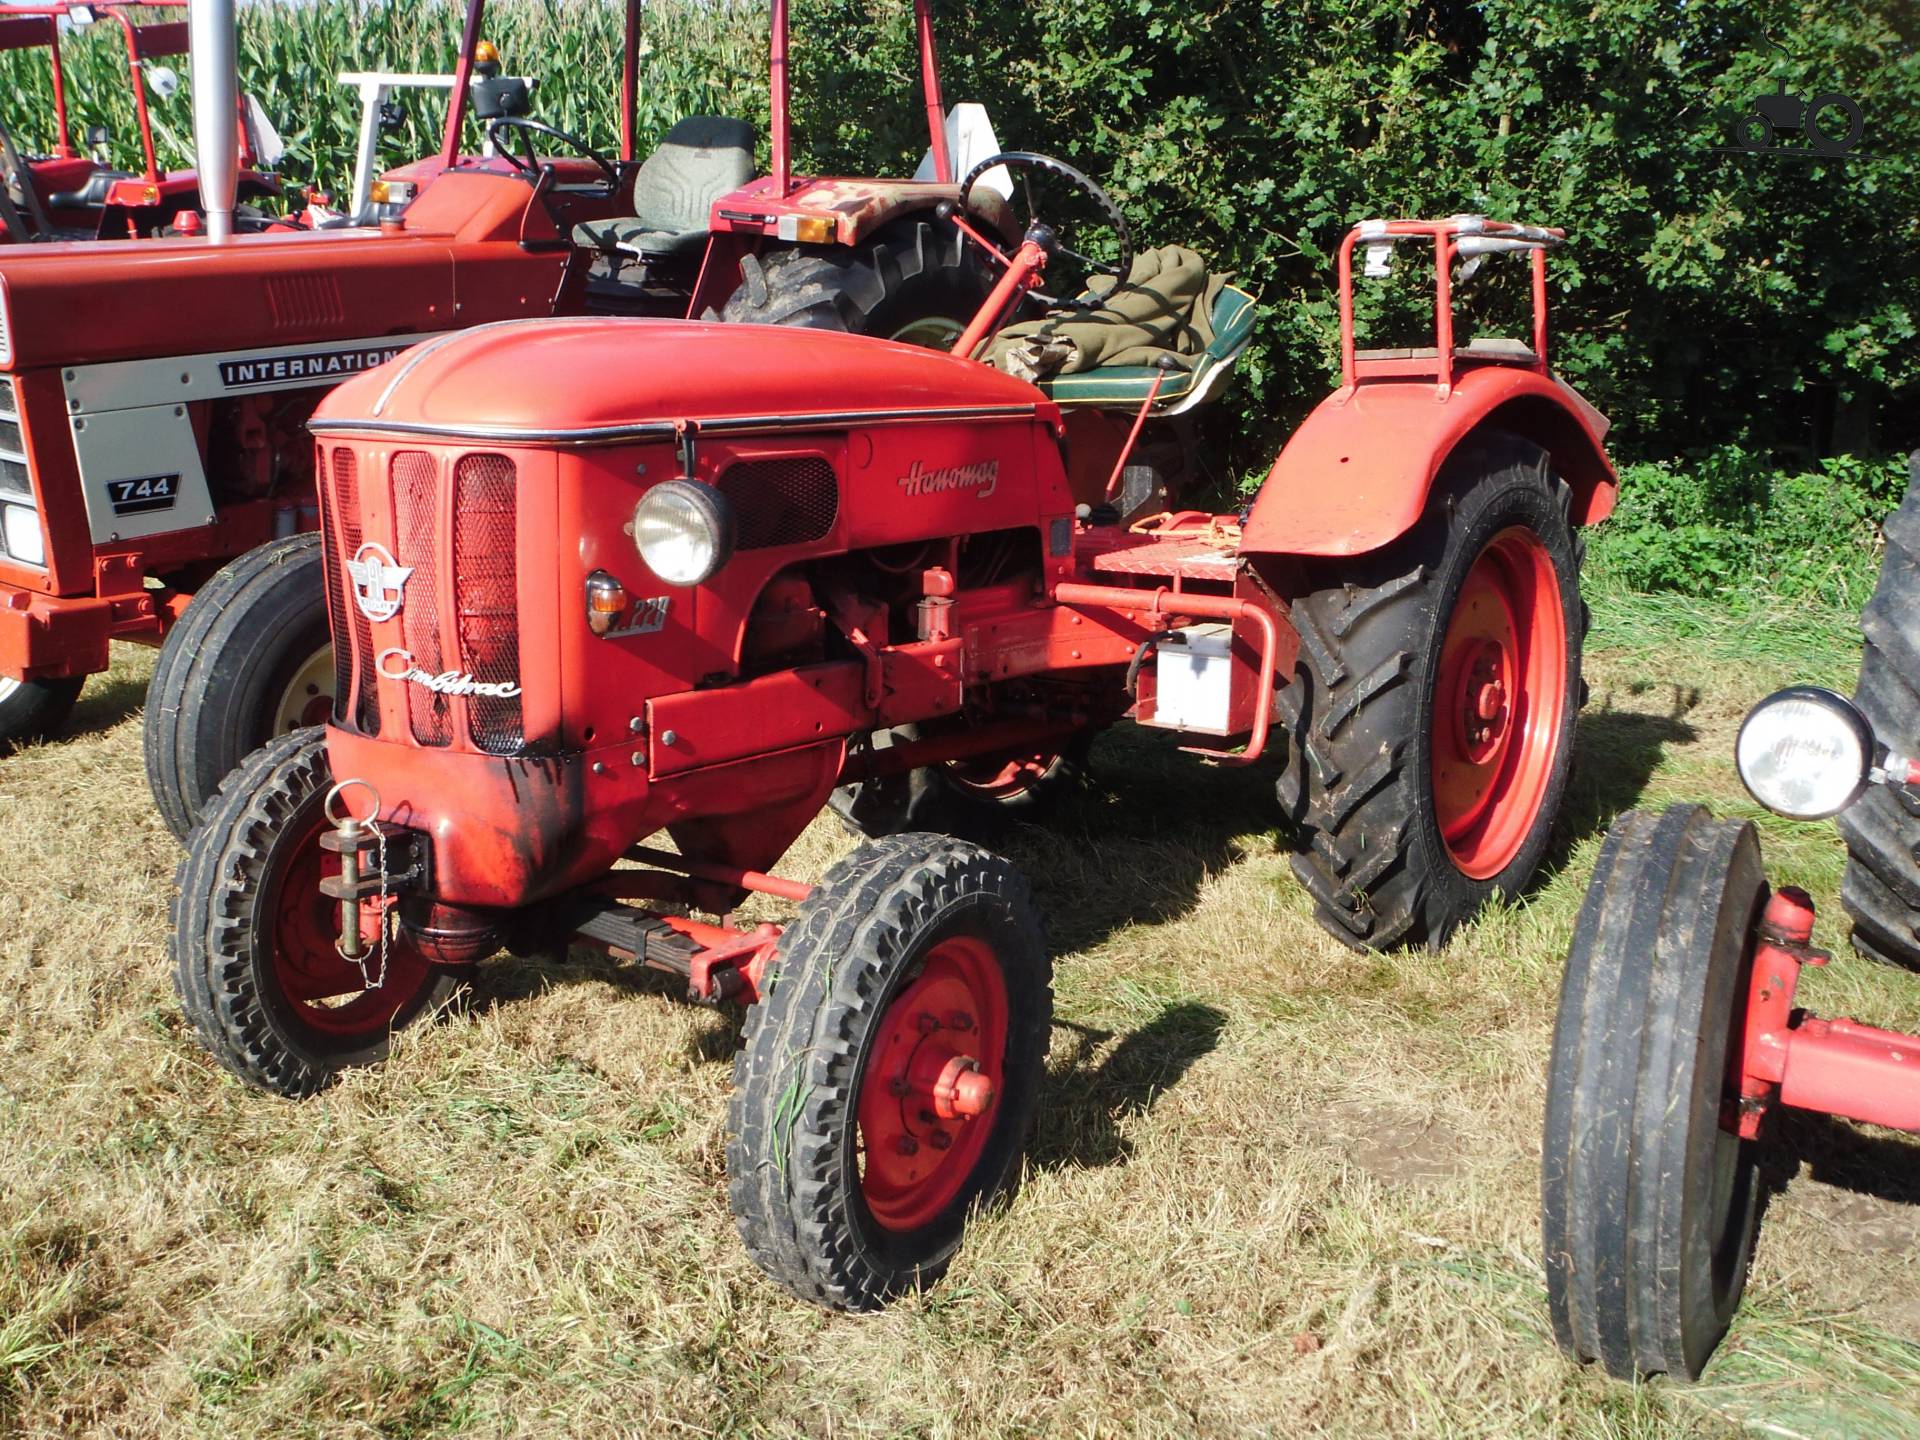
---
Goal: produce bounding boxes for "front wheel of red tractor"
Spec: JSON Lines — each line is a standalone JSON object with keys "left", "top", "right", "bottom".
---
{"left": 726, "top": 834, "right": 1052, "bottom": 1309}
{"left": 1277, "top": 431, "right": 1587, "bottom": 950}
{"left": 171, "top": 728, "right": 457, "bottom": 1098}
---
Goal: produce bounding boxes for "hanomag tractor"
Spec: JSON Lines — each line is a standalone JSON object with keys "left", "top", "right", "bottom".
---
{"left": 170, "top": 162, "right": 1617, "bottom": 1309}
{"left": 1, "top": 0, "right": 1015, "bottom": 783}
{"left": 1543, "top": 454, "right": 1920, "bottom": 1382}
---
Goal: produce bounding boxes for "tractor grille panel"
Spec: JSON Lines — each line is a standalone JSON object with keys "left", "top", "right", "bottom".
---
{"left": 328, "top": 446, "right": 379, "bottom": 736}
{"left": 392, "top": 451, "right": 451, "bottom": 747}
{"left": 452, "top": 454, "right": 522, "bottom": 754}
{"left": 718, "top": 456, "right": 838, "bottom": 551}
{"left": 0, "top": 386, "right": 27, "bottom": 498}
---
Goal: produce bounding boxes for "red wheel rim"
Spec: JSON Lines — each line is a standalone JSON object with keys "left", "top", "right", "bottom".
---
{"left": 855, "top": 936, "right": 1010, "bottom": 1233}
{"left": 262, "top": 806, "right": 435, "bottom": 1042}
{"left": 1430, "top": 526, "right": 1567, "bottom": 880}
{"left": 944, "top": 751, "right": 1058, "bottom": 803}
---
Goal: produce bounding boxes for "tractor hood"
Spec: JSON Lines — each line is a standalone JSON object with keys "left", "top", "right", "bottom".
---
{"left": 310, "top": 318, "right": 1053, "bottom": 441}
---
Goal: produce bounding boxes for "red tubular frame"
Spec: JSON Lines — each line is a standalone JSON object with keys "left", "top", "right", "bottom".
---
{"left": 914, "top": 0, "right": 951, "bottom": 185}
{"left": 769, "top": 0, "right": 791, "bottom": 195}
{"left": 1735, "top": 888, "right": 1920, "bottom": 1138}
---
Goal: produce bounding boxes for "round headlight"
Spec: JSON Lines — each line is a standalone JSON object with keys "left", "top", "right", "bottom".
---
{"left": 1735, "top": 686, "right": 1874, "bottom": 820}
{"left": 632, "top": 480, "right": 733, "bottom": 586}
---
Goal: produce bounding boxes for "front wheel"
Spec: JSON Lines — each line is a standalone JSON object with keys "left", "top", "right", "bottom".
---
{"left": 1277, "top": 430, "right": 1586, "bottom": 949}
{"left": 1542, "top": 805, "right": 1769, "bottom": 1381}
{"left": 0, "top": 673, "right": 84, "bottom": 749}
{"left": 171, "top": 728, "right": 456, "bottom": 1097}
{"left": 726, "top": 834, "right": 1052, "bottom": 1309}
{"left": 145, "top": 533, "right": 333, "bottom": 842}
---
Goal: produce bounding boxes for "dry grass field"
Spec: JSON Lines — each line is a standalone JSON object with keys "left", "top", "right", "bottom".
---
{"left": 3, "top": 589, "right": 1918, "bottom": 1438}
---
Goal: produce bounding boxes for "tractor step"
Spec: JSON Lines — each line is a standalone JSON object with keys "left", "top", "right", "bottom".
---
{"left": 1081, "top": 530, "right": 1240, "bottom": 583}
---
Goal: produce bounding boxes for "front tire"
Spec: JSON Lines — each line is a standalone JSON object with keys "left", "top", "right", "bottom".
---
{"left": 726, "top": 834, "right": 1052, "bottom": 1309}
{"left": 1277, "top": 431, "right": 1585, "bottom": 949}
{"left": 145, "top": 533, "right": 333, "bottom": 842}
{"left": 0, "top": 673, "right": 84, "bottom": 748}
{"left": 1542, "top": 805, "right": 1768, "bottom": 1381}
{"left": 171, "top": 728, "right": 455, "bottom": 1098}
{"left": 720, "top": 220, "right": 999, "bottom": 349}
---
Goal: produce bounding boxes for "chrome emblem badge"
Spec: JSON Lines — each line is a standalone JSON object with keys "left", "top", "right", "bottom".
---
{"left": 347, "top": 542, "right": 413, "bottom": 622}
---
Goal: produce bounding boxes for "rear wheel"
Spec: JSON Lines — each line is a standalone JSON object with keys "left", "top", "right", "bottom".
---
{"left": 727, "top": 834, "right": 1051, "bottom": 1309}
{"left": 145, "top": 533, "right": 332, "bottom": 842}
{"left": 171, "top": 728, "right": 455, "bottom": 1098}
{"left": 720, "top": 219, "right": 999, "bottom": 349}
{"left": 0, "top": 673, "right": 84, "bottom": 749}
{"left": 1542, "top": 804, "right": 1768, "bottom": 1381}
{"left": 1277, "top": 431, "right": 1585, "bottom": 949}
{"left": 1837, "top": 454, "right": 1920, "bottom": 969}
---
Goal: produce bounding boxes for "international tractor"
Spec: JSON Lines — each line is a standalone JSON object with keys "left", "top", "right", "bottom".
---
{"left": 0, "top": 0, "right": 1027, "bottom": 795}
{"left": 167, "top": 153, "right": 1618, "bottom": 1310}
{"left": 1543, "top": 452, "right": 1920, "bottom": 1382}
{"left": 0, "top": 0, "right": 283, "bottom": 242}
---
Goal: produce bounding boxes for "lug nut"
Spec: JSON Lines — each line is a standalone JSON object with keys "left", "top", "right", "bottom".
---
{"left": 896, "top": 1136, "right": 918, "bottom": 1156}
{"left": 928, "top": 1131, "right": 952, "bottom": 1150}
{"left": 949, "top": 1012, "right": 973, "bottom": 1032}
{"left": 918, "top": 1013, "right": 940, "bottom": 1033}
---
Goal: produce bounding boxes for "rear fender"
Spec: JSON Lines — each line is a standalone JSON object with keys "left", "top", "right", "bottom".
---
{"left": 1241, "top": 367, "right": 1617, "bottom": 559}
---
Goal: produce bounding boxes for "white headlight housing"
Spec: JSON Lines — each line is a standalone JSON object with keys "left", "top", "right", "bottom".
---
{"left": 2, "top": 502, "right": 43, "bottom": 566}
{"left": 632, "top": 479, "right": 733, "bottom": 587}
{"left": 1735, "top": 686, "right": 1874, "bottom": 820}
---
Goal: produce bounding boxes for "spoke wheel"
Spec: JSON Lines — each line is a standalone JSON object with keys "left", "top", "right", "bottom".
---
{"left": 1432, "top": 527, "right": 1568, "bottom": 879}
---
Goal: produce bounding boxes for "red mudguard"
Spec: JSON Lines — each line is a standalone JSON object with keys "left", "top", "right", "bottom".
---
{"left": 1240, "top": 366, "right": 1617, "bottom": 559}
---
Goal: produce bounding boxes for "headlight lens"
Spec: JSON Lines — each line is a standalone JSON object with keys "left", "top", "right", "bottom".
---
{"left": 633, "top": 479, "right": 733, "bottom": 586}
{"left": 1736, "top": 686, "right": 1873, "bottom": 819}
{"left": 2, "top": 502, "right": 42, "bottom": 566}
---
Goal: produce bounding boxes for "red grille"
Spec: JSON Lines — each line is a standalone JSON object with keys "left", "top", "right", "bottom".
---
{"left": 718, "top": 456, "right": 839, "bottom": 550}
{"left": 453, "top": 454, "right": 522, "bottom": 754}
{"left": 392, "top": 452, "right": 451, "bottom": 747}
{"left": 329, "top": 447, "right": 379, "bottom": 736}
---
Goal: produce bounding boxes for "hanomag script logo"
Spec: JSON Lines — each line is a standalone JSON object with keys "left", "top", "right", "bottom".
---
{"left": 896, "top": 458, "right": 1000, "bottom": 500}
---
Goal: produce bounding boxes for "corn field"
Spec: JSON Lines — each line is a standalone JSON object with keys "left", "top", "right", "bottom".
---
{"left": 0, "top": 0, "right": 771, "bottom": 195}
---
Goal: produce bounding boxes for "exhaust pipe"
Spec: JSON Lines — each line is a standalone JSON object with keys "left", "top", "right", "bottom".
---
{"left": 188, "top": 0, "right": 239, "bottom": 241}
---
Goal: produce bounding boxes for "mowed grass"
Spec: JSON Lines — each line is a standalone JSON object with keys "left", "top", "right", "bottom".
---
{"left": 3, "top": 587, "right": 1919, "bottom": 1438}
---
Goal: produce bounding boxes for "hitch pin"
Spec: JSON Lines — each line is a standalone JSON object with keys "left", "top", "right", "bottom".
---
{"left": 324, "top": 779, "right": 382, "bottom": 962}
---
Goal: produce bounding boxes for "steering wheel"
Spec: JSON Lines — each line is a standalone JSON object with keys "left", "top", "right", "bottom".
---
{"left": 485, "top": 117, "right": 620, "bottom": 189}
{"left": 957, "top": 151, "right": 1134, "bottom": 310}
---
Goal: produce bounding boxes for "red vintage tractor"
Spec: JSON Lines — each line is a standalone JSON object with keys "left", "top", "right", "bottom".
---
{"left": 0, "top": 1, "right": 283, "bottom": 242}
{"left": 1542, "top": 454, "right": 1920, "bottom": 1382}
{"left": 168, "top": 163, "right": 1616, "bottom": 1309}
{"left": 2, "top": 0, "right": 1031, "bottom": 801}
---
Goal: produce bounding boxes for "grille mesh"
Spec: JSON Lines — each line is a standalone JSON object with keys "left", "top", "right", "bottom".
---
{"left": 452, "top": 454, "right": 522, "bottom": 754}
{"left": 316, "top": 446, "right": 353, "bottom": 721}
{"left": 329, "top": 447, "right": 379, "bottom": 735}
{"left": 718, "top": 456, "right": 839, "bottom": 550}
{"left": 392, "top": 452, "right": 450, "bottom": 747}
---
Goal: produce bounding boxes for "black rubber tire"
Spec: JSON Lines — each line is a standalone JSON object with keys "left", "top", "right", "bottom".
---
{"left": 726, "top": 833, "right": 1052, "bottom": 1310}
{"left": 719, "top": 220, "right": 999, "bottom": 348}
{"left": 0, "top": 674, "right": 84, "bottom": 748}
{"left": 1542, "top": 804, "right": 1769, "bottom": 1382}
{"left": 1276, "top": 430, "right": 1587, "bottom": 950}
{"left": 171, "top": 727, "right": 457, "bottom": 1098}
{"left": 145, "top": 533, "right": 332, "bottom": 843}
{"left": 1837, "top": 454, "right": 1920, "bottom": 970}
{"left": 828, "top": 728, "right": 1090, "bottom": 840}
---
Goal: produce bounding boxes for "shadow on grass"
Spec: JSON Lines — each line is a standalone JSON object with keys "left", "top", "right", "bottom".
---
{"left": 0, "top": 670, "right": 147, "bottom": 758}
{"left": 1775, "top": 1110, "right": 1920, "bottom": 1207}
{"left": 1028, "top": 1001, "right": 1228, "bottom": 1171}
{"left": 1545, "top": 699, "right": 1698, "bottom": 872}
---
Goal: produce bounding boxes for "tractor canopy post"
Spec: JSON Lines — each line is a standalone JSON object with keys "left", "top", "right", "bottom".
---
{"left": 620, "top": 0, "right": 642, "bottom": 165}
{"left": 45, "top": 15, "right": 73, "bottom": 158}
{"left": 187, "top": 0, "right": 238, "bottom": 239}
{"left": 914, "top": 0, "right": 951, "bottom": 184}
{"left": 438, "top": 0, "right": 488, "bottom": 169}
{"left": 769, "top": 0, "right": 791, "bottom": 196}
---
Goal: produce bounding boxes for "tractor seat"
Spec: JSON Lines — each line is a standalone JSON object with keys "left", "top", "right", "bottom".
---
{"left": 572, "top": 116, "right": 754, "bottom": 258}
{"left": 1033, "top": 283, "right": 1259, "bottom": 413}
{"left": 47, "top": 170, "right": 134, "bottom": 210}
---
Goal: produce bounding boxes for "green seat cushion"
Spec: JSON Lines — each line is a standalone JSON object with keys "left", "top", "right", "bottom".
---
{"left": 1036, "top": 283, "right": 1259, "bottom": 409}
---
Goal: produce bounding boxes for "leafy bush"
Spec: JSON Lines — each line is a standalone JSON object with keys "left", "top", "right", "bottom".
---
{"left": 1589, "top": 447, "right": 1908, "bottom": 607}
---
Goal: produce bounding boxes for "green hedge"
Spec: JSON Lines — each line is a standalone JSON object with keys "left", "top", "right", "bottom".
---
{"left": 6, "top": 0, "right": 1916, "bottom": 475}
